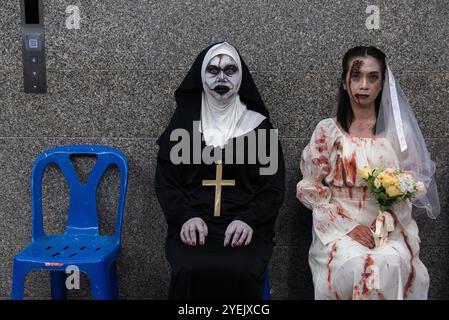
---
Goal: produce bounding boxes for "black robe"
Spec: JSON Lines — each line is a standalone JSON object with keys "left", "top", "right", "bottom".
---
{"left": 154, "top": 43, "right": 285, "bottom": 299}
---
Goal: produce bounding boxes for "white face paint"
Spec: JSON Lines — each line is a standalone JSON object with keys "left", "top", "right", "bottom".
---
{"left": 204, "top": 54, "right": 240, "bottom": 104}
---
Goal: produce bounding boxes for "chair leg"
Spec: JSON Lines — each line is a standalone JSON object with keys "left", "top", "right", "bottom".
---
{"left": 50, "top": 271, "right": 67, "bottom": 300}
{"left": 88, "top": 266, "right": 113, "bottom": 300}
{"left": 109, "top": 261, "right": 119, "bottom": 299}
{"left": 262, "top": 267, "right": 271, "bottom": 300}
{"left": 11, "top": 263, "right": 29, "bottom": 300}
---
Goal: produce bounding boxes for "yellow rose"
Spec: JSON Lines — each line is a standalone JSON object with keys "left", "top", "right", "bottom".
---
{"left": 374, "top": 177, "right": 382, "bottom": 188}
{"left": 386, "top": 185, "right": 403, "bottom": 197}
{"left": 381, "top": 172, "right": 399, "bottom": 188}
{"left": 357, "top": 167, "right": 371, "bottom": 180}
{"left": 377, "top": 171, "right": 386, "bottom": 180}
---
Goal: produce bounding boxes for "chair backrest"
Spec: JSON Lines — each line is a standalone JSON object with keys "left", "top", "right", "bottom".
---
{"left": 30, "top": 145, "right": 128, "bottom": 242}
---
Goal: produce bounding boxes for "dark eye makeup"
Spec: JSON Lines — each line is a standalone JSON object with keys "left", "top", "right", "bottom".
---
{"left": 206, "top": 65, "right": 238, "bottom": 76}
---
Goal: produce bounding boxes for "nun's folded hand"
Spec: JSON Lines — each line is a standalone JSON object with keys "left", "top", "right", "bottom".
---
{"left": 224, "top": 220, "right": 253, "bottom": 248}
{"left": 180, "top": 217, "right": 208, "bottom": 246}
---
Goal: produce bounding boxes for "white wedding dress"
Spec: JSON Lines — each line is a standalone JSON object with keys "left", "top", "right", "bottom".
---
{"left": 296, "top": 118, "right": 429, "bottom": 300}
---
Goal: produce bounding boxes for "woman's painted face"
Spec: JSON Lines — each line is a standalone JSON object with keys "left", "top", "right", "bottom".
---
{"left": 204, "top": 54, "right": 240, "bottom": 102}
{"left": 344, "top": 56, "right": 383, "bottom": 107}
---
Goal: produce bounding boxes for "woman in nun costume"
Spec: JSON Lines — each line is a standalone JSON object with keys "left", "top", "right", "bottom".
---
{"left": 155, "top": 42, "right": 285, "bottom": 299}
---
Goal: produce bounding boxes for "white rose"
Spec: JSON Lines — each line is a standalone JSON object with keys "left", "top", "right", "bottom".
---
{"left": 414, "top": 181, "right": 427, "bottom": 198}
{"left": 397, "top": 174, "right": 415, "bottom": 194}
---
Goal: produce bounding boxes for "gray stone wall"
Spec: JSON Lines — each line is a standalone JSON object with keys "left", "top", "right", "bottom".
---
{"left": 0, "top": 0, "right": 448, "bottom": 299}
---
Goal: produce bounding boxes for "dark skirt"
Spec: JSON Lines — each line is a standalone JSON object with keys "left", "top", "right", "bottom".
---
{"left": 165, "top": 221, "right": 273, "bottom": 300}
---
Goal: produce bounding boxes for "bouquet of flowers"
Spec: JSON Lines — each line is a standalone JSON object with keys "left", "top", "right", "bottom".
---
{"left": 357, "top": 167, "right": 426, "bottom": 247}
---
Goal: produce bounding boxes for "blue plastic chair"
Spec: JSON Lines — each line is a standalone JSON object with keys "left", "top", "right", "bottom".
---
{"left": 262, "top": 267, "right": 271, "bottom": 300}
{"left": 11, "top": 145, "right": 128, "bottom": 300}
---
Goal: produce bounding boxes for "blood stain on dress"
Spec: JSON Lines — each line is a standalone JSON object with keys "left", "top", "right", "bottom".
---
{"left": 402, "top": 231, "right": 416, "bottom": 299}
{"left": 315, "top": 130, "right": 328, "bottom": 153}
{"left": 334, "top": 155, "right": 346, "bottom": 185}
{"left": 353, "top": 285, "right": 362, "bottom": 300}
{"left": 362, "top": 254, "right": 375, "bottom": 295}
{"left": 312, "top": 156, "right": 329, "bottom": 167}
{"left": 327, "top": 242, "right": 338, "bottom": 290}
{"left": 344, "top": 152, "right": 357, "bottom": 185}
{"left": 377, "top": 291, "right": 385, "bottom": 300}
{"left": 315, "top": 185, "right": 327, "bottom": 195}
{"left": 328, "top": 208, "right": 337, "bottom": 222}
{"left": 358, "top": 186, "right": 368, "bottom": 210}
{"left": 336, "top": 206, "right": 352, "bottom": 220}
{"left": 333, "top": 140, "right": 343, "bottom": 152}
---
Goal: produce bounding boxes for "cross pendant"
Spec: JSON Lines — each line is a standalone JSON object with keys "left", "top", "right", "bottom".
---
{"left": 202, "top": 160, "right": 236, "bottom": 217}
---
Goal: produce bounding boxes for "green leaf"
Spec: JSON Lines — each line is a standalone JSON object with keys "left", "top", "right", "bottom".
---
{"left": 377, "top": 192, "right": 389, "bottom": 201}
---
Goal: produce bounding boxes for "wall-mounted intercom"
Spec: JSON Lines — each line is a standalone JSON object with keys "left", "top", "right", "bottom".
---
{"left": 20, "top": 0, "right": 47, "bottom": 93}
